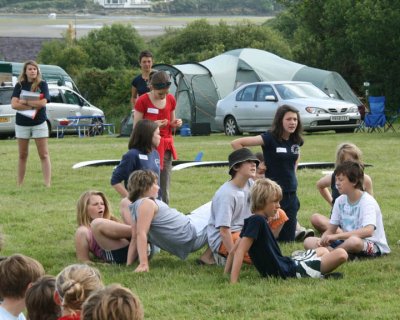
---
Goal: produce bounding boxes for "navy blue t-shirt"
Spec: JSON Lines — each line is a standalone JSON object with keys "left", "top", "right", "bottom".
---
{"left": 12, "top": 81, "right": 50, "bottom": 126}
{"left": 131, "top": 74, "right": 150, "bottom": 96}
{"left": 261, "top": 131, "right": 302, "bottom": 193}
{"left": 241, "top": 214, "right": 296, "bottom": 279}
{"left": 111, "top": 148, "right": 161, "bottom": 198}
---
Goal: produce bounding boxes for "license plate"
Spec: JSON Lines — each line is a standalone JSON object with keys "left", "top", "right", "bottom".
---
{"left": 0, "top": 117, "right": 10, "bottom": 123}
{"left": 331, "top": 115, "right": 349, "bottom": 121}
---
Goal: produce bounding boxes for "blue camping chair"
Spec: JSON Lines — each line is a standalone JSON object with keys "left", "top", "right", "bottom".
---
{"left": 364, "top": 96, "right": 386, "bottom": 132}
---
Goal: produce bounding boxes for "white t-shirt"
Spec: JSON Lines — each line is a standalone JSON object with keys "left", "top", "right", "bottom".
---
{"left": 207, "top": 180, "right": 253, "bottom": 253}
{"left": 0, "top": 306, "right": 26, "bottom": 320}
{"left": 330, "top": 192, "right": 390, "bottom": 254}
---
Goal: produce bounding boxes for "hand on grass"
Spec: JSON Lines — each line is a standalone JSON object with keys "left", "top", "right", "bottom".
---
{"left": 134, "top": 263, "right": 149, "bottom": 273}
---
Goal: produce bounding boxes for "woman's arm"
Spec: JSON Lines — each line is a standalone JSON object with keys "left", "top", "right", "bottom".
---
{"left": 112, "top": 182, "right": 128, "bottom": 198}
{"left": 231, "top": 135, "right": 264, "bottom": 150}
{"left": 133, "top": 110, "right": 144, "bottom": 128}
{"left": 230, "top": 237, "right": 254, "bottom": 284}
{"left": 74, "top": 226, "right": 92, "bottom": 263}
{"left": 316, "top": 174, "right": 333, "bottom": 206}
{"left": 170, "top": 110, "right": 182, "bottom": 128}
{"left": 134, "top": 199, "right": 157, "bottom": 272}
{"left": 131, "top": 86, "right": 138, "bottom": 110}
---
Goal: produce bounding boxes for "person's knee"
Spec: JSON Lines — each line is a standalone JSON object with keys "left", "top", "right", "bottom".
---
{"left": 343, "top": 236, "right": 363, "bottom": 251}
{"left": 304, "top": 237, "right": 318, "bottom": 249}
{"left": 90, "top": 218, "right": 107, "bottom": 234}
{"left": 19, "top": 151, "right": 29, "bottom": 160}
{"left": 335, "top": 248, "right": 348, "bottom": 262}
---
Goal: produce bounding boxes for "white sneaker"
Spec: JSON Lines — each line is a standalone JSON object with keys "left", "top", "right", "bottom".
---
{"left": 304, "top": 229, "right": 315, "bottom": 239}
{"left": 295, "top": 228, "right": 306, "bottom": 241}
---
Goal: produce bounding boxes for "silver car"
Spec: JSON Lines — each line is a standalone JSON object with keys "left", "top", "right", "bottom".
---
{"left": 215, "top": 81, "right": 361, "bottom": 135}
{"left": 0, "top": 83, "right": 105, "bottom": 137}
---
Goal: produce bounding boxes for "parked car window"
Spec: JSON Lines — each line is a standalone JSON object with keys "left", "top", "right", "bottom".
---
{"left": 256, "top": 85, "right": 275, "bottom": 101}
{"left": 237, "top": 85, "right": 256, "bottom": 101}
{"left": 49, "top": 89, "right": 64, "bottom": 103}
{"left": 63, "top": 89, "right": 80, "bottom": 105}
{"left": 0, "top": 88, "right": 12, "bottom": 105}
{"left": 276, "top": 83, "right": 328, "bottom": 100}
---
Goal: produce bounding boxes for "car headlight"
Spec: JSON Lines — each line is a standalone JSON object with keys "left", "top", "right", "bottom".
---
{"left": 347, "top": 106, "right": 358, "bottom": 113}
{"left": 305, "top": 107, "right": 328, "bottom": 114}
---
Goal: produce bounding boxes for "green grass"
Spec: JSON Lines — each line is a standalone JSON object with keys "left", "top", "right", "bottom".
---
{"left": 1, "top": 131, "right": 400, "bottom": 319}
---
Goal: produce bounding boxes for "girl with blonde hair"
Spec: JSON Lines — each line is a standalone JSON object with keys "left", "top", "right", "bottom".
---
{"left": 11, "top": 60, "right": 51, "bottom": 187}
{"left": 75, "top": 190, "right": 131, "bottom": 264}
{"left": 54, "top": 264, "right": 103, "bottom": 320}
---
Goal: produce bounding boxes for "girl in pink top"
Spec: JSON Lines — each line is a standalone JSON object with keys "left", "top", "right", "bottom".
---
{"left": 134, "top": 70, "right": 182, "bottom": 204}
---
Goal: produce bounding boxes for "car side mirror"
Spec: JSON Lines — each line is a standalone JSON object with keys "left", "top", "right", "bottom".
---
{"left": 265, "top": 95, "right": 277, "bottom": 102}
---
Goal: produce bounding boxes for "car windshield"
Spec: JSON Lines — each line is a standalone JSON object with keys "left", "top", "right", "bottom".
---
{"left": 275, "top": 83, "right": 329, "bottom": 100}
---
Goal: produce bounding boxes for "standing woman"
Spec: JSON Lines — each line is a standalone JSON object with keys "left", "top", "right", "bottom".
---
{"left": 11, "top": 60, "right": 51, "bottom": 187}
{"left": 231, "top": 105, "right": 304, "bottom": 242}
{"left": 131, "top": 50, "right": 153, "bottom": 111}
{"left": 133, "top": 70, "right": 182, "bottom": 204}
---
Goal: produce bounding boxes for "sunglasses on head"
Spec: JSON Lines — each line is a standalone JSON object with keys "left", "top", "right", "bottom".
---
{"left": 152, "top": 81, "right": 171, "bottom": 90}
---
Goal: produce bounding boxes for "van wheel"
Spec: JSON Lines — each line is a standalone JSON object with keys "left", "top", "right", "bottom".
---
{"left": 46, "top": 121, "right": 54, "bottom": 137}
{"left": 224, "top": 116, "right": 241, "bottom": 136}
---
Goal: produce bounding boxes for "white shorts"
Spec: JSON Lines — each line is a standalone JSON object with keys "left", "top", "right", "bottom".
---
{"left": 15, "top": 122, "right": 49, "bottom": 139}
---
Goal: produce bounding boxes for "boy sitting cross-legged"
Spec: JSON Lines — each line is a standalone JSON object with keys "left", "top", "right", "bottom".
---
{"left": 304, "top": 161, "right": 390, "bottom": 258}
{"left": 224, "top": 178, "right": 348, "bottom": 283}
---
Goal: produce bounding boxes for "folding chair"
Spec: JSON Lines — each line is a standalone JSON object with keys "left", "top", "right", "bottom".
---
{"left": 384, "top": 106, "right": 400, "bottom": 132}
{"left": 364, "top": 96, "right": 386, "bottom": 133}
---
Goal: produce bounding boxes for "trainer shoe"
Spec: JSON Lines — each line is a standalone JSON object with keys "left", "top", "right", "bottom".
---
{"left": 295, "top": 228, "right": 306, "bottom": 241}
{"left": 304, "top": 228, "right": 315, "bottom": 239}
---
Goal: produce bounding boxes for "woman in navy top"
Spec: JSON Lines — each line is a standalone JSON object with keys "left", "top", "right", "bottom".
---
{"left": 111, "top": 119, "right": 161, "bottom": 224}
{"left": 11, "top": 60, "right": 51, "bottom": 187}
{"left": 231, "top": 105, "right": 304, "bottom": 241}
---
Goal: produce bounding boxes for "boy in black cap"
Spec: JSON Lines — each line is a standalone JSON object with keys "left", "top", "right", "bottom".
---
{"left": 207, "top": 148, "right": 259, "bottom": 265}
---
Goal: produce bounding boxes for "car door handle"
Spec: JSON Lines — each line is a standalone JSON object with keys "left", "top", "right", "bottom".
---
{"left": 255, "top": 104, "right": 259, "bottom": 108}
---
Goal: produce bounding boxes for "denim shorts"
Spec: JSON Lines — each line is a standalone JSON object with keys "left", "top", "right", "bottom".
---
{"left": 15, "top": 122, "right": 48, "bottom": 139}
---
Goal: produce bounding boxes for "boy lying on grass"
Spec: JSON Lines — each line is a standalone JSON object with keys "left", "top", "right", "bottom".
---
{"left": 224, "top": 178, "right": 348, "bottom": 283}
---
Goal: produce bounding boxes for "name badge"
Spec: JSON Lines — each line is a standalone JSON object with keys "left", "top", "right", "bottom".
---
{"left": 139, "top": 154, "right": 148, "bottom": 160}
{"left": 148, "top": 108, "right": 159, "bottom": 114}
{"left": 276, "top": 147, "right": 287, "bottom": 153}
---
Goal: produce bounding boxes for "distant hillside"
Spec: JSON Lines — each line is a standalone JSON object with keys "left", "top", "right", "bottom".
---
{"left": 0, "top": 37, "right": 54, "bottom": 62}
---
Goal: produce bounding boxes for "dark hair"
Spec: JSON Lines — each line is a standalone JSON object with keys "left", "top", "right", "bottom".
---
{"left": 334, "top": 161, "right": 364, "bottom": 190}
{"left": 149, "top": 70, "right": 171, "bottom": 90}
{"left": 270, "top": 105, "right": 303, "bottom": 144}
{"left": 129, "top": 119, "right": 159, "bottom": 152}
{"left": 138, "top": 50, "right": 153, "bottom": 62}
{"left": 26, "top": 275, "right": 61, "bottom": 320}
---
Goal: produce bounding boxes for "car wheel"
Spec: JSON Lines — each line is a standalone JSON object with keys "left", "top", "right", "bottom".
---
{"left": 89, "top": 117, "right": 104, "bottom": 136}
{"left": 224, "top": 116, "right": 241, "bottom": 136}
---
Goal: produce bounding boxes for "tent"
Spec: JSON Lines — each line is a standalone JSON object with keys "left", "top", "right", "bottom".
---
{"left": 153, "top": 48, "right": 362, "bottom": 131}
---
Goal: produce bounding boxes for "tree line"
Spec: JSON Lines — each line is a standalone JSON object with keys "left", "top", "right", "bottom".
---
{"left": 36, "top": 0, "right": 400, "bottom": 122}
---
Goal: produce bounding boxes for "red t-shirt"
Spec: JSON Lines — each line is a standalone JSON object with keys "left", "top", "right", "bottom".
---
{"left": 134, "top": 93, "right": 178, "bottom": 168}
{"left": 135, "top": 93, "right": 176, "bottom": 138}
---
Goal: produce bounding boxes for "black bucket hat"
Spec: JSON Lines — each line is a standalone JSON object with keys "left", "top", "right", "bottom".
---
{"left": 228, "top": 148, "right": 260, "bottom": 175}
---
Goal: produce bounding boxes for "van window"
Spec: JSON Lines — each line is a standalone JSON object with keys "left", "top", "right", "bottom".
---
{"left": 0, "top": 88, "right": 12, "bottom": 105}
{"left": 49, "top": 89, "right": 63, "bottom": 103}
{"left": 63, "top": 89, "right": 80, "bottom": 105}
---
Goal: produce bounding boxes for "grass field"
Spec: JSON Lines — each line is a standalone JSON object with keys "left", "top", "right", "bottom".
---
{"left": 1, "top": 131, "right": 400, "bottom": 319}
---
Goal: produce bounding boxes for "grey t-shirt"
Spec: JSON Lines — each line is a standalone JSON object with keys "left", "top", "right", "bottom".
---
{"left": 130, "top": 198, "right": 197, "bottom": 260}
{"left": 207, "top": 180, "right": 253, "bottom": 252}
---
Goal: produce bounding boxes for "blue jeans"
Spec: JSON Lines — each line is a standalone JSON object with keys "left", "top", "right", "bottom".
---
{"left": 277, "top": 192, "right": 300, "bottom": 242}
